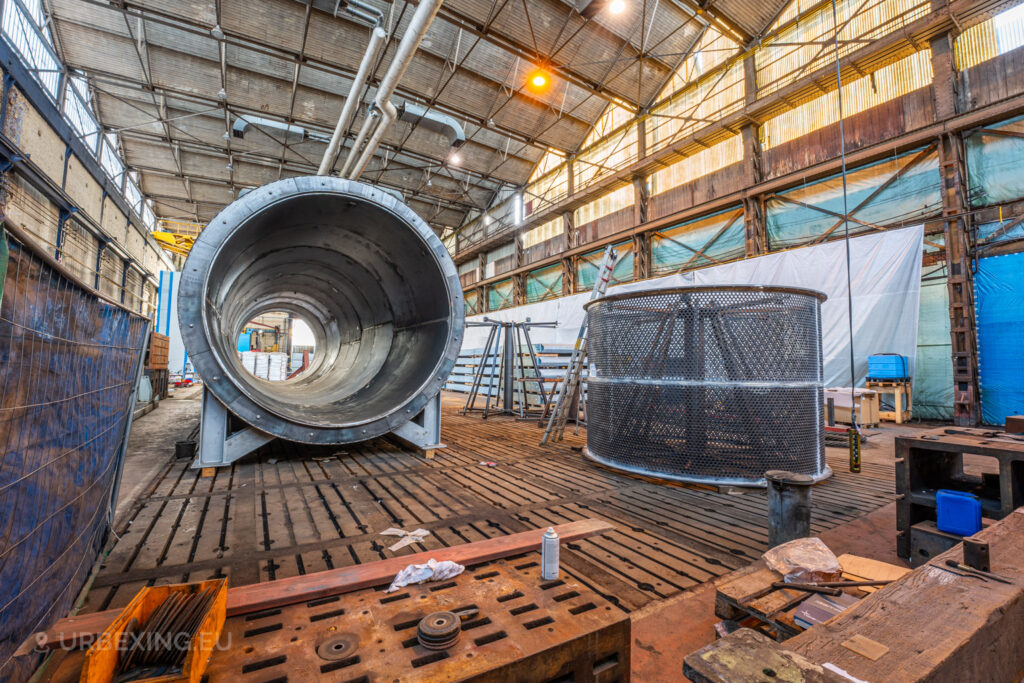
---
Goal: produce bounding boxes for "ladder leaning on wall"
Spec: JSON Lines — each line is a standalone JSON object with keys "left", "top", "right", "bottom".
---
{"left": 540, "top": 244, "right": 619, "bottom": 446}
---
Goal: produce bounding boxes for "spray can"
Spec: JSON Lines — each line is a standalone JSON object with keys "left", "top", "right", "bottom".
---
{"left": 541, "top": 527, "right": 559, "bottom": 580}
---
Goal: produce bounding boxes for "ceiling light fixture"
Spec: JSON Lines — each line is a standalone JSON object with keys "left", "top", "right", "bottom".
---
{"left": 211, "top": 23, "right": 225, "bottom": 39}
{"left": 449, "top": 150, "right": 462, "bottom": 165}
{"left": 526, "top": 68, "right": 551, "bottom": 92}
{"left": 608, "top": 0, "right": 626, "bottom": 14}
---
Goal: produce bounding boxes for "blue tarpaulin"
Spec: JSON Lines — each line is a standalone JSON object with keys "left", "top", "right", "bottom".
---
{"left": 974, "top": 252, "right": 1024, "bottom": 425}
{"left": 0, "top": 232, "right": 149, "bottom": 680}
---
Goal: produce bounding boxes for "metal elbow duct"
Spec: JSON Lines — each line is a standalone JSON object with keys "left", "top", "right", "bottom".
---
{"left": 397, "top": 102, "right": 467, "bottom": 148}
{"left": 233, "top": 115, "right": 308, "bottom": 143}
{"left": 178, "top": 176, "right": 464, "bottom": 446}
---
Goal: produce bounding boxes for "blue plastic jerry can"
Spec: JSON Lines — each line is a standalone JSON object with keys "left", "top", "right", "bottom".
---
{"left": 936, "top": 489, "right": 982, "bottom": 536}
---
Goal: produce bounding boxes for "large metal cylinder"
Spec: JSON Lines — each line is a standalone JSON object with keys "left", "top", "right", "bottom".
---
{"left": 179, "top": 177, "right": 464, "bottom": 444}
{"left": 584, "top": 286, "right": 829, "bottom": 487}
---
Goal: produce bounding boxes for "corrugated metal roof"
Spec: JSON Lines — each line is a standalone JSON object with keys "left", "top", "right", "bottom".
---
{"left": 44, "top": 0, "right": 796, "bottom": 230}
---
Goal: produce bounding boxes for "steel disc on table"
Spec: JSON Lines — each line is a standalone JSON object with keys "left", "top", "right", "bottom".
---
{"left": 316, "top": 634, "right": 359, "bottom": 661}
{"left": 417, "top": 611, "right": 461, "bottom": 650}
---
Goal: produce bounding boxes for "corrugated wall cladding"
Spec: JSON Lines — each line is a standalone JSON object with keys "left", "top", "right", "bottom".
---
{"left": 523, "top": 233, "right": 566, "bottom": 266}
{"left": 755, "top": 0, "right": 930, "bottom": 97}
{"left": 648, "top": 161, "right": 749, "bottom": 221}
{"left": 521, "top": 217, "right": 563, "bottom": 250}
{"left": 759, "top": 50, "right": 934, "bottom": 151}
{"left": 955, "top": 3, "right": 1024, "bottom": 71}
{"left": 484, "top": 242, "right": 516, "bottom": 279}
{"left": 524, "top": 165, "right": 569, "bottom": 218}
{"left": 959, "top": 41, "right": 1024, "bottom": 110}
{"left": 575, "top": 205, "right": 636, "bottom": 245}
{"left": 763, "top": 89, "right": 935, "bottom": 178}
{"left": 646, "top": 60, "right": 745, "bottom": 155}
{"left": 574, "top": 185, "right": 635, "bottom": 227}
{"left": 0, "top": 231, "right": 149, "bottom": 680}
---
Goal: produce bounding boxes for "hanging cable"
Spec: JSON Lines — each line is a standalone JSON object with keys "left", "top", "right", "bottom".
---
{"left": 829, "top": 0, "right": 861, "bottom": 473}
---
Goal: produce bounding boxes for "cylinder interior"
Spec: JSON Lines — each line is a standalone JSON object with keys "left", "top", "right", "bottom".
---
{"left": 204, "top": 192, "right": 451, "bottom": 428}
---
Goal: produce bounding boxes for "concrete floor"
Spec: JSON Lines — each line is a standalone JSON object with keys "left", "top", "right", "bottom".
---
{"left": 114, "top": 385, "right": 203, "bottom": 527}
{"left": 110, "top": 391, "right": 927, "bottom": 681}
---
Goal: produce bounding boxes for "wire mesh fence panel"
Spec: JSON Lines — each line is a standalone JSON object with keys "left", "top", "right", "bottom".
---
{"left": 0, "top": 230, "right": 149, "bottom": 680}
{"left": 584, "top": 286, "right": 828, "bottom": 487}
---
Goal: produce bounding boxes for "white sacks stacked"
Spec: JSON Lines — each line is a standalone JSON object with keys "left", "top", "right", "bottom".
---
{"left": 254, "top": 353, "right": 270, "bottom": 379}
{"left": 239, "top": 351, "right": 290, "bottom": 381}
{"left": 267, "top": 352, "right": 288, "bottom": 382}
{"left": 241, "top": 351, "right": 258, "bottom": 376}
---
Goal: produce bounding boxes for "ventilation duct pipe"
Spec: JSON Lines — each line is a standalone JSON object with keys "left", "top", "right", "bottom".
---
{"left": 179, "top": 176, "right": 464, "bottom": 449}
{"left": 341, "top": 0, "right": 443, "bottom": 179}
{"left": 397, "top": 102, "right": 466, "bottom": 148}
{"left": 317, "top": 24, "right": 387, "bottom": 175}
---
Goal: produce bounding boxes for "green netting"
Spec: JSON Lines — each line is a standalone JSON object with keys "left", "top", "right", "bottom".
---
{"left": 913, "top": 264, "right": 954, "bottom": 420}
{"left": 525, "top": 264, "right": 562, "bottom": 303}
{"left": 976, "top": 219, "right": 1024, "bottom": 248}
{"left": 651, "top": 207, "right": 745, "bottom": 274}
{"left": 464, "top": 290, "right": 480, "bottom": 316}
{"left": 965, "top": 113, "right": 1024, "bottom": 207}
{"left": 766, "top": 146, "right": 941, "bottom": 250}
{"left": 576, "top": 242, "right": 634, "bottom": 291}
{"left": 488, "top": 279, "right": 513, "bottom": 311}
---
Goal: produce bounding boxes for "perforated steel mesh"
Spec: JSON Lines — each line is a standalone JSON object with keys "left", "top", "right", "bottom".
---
{"left": 584, "top": 286, "right": 829, "bottom": 487}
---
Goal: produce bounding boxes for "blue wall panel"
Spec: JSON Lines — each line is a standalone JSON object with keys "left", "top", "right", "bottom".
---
{"left": 974, "top": 252, "right": 1024, "bottom": 425}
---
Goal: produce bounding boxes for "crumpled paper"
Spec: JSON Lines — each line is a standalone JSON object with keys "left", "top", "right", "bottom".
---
{"left": 386, "top": 559, "right": 465, "bottom": 593}
{"left": 379, "top": 527, "right": 431, "bottom": 552}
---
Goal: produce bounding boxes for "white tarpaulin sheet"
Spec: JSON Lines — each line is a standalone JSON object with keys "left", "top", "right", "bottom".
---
{"left": 464, "top": 226, "right": 924, "bottom": 388}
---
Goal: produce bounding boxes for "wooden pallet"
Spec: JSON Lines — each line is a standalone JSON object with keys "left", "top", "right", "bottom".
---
{"left": 60, "top": 394, "right": 896, "bottom": 632}
{"left": 865, "top": 380, "right": 912, "bottom": 424}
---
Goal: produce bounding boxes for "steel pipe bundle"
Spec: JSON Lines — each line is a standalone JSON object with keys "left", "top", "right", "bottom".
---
{"left": 179, "top": 176, "right": 464, "bottom": 445}
{"left": 584, "top": 285, "right": 830, "bottom": 487}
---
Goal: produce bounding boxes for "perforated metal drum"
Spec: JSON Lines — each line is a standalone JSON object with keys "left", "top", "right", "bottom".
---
{"left": 584, "top": 285, "right": 830, "bottom": 487}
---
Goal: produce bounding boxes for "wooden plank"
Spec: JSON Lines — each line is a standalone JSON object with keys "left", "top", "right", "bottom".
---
{"left": 28, "top": 518, "right": 614, "bottom": 652}
{"left": 787, "top": 508, "right": 1024, "bottom": 682}
{"left": 837, "top": 553, "right": 910, "bottom": 593}
{"left": 684, "top": 628, "right": 844, "bottom": 683}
